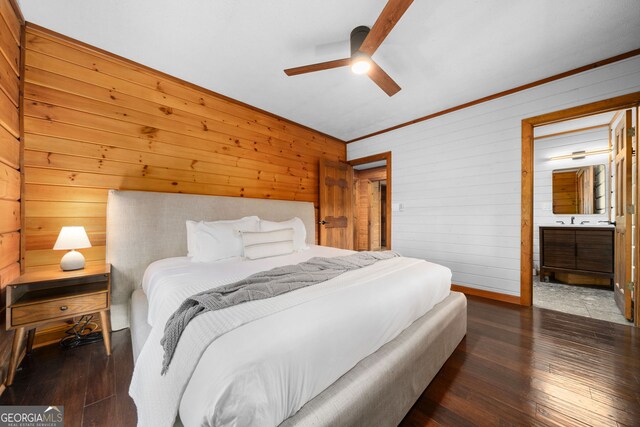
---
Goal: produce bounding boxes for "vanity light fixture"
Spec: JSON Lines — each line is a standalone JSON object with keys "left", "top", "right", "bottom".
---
{"left": 549, "top": 147, "right": 610, "bottom": 161}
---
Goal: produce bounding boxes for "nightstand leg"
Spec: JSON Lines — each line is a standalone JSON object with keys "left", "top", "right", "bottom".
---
{"left": 7, "top": 327, "right": 26, "bottom": 386}
{"left": 26, "top": 329, "right": 36, "bottom": 354}
{"left": 99, "top": 310, "right": 112, "bottom": 356}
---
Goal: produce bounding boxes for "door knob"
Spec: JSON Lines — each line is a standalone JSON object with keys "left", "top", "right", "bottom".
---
{"left": 319, "top": 220, "right": 327, "bottom": 225}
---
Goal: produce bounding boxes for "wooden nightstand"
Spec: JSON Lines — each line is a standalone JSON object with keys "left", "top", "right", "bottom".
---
{"left": 5, "top": 264, "right": 111, "bottom": 386}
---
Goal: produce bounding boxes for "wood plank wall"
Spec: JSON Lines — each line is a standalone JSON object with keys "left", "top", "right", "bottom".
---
{"left": 0, "top": 0, "right": 22, "bottom": 387}
{"left": 353, "top": 167, "right": 386, "bottom": 250}
{"left": 22, "top": 24, "right": 345, "bottom": 271}
{"left": 552, "top": 171, "right": 578, "bottom": 214}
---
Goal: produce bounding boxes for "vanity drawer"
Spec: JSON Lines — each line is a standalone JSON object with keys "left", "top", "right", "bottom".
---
{"left": 576, "top": 230, "right": 614, "bottom": 273}
{"left": 541, "top": 229, "right": 576, "bottom": 269}
{"left": 11, "top": 292, "right": 107, "bottom": 326}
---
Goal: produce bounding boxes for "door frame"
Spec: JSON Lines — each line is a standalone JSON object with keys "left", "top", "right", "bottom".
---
{"left": 521, "top": 92, "right": 640, "bottom": 326}
{"left": 349, "top": 151, "right": 392, "bottom": 250}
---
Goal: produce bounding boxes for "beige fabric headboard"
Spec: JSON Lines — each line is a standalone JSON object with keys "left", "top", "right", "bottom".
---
{"left": 106, "top": 190, "right": 316, "bottom": 330}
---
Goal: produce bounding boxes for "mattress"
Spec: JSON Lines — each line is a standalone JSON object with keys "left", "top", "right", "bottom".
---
{"left": 130, "top": 246, "right": 455, "bottom": 426}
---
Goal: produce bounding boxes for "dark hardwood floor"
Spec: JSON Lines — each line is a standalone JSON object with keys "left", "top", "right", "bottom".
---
{"left": 0, "top": 327, "right": 136, "bottom": 427}
{"left": 401, "top": 297, "right": 640, "bottom": 427}
{"left": 1, "top": 296, "right": 638, "bottom": 426}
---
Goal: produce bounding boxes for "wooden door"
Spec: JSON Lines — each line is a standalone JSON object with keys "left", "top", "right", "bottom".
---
{"left": 354, "top": 178, "right": 370, "bottom": 251}
{"left": 614, "top": 110, "right": 633, "bottom": 320}
{"left": 369, "top": 181, "right": 382, "bottom": 251}
{"left": 637, "top": 105, "right": 640, "bottom": 327}
{"left": 319, "top": 160, "right": 354, "bottom": 249}
{"left": 353, "top": 178, "right": 361, "bottom": 250}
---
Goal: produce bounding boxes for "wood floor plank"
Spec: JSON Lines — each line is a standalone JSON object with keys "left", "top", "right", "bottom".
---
{"left": 110, "top": 328, "right": 137, "bottom": 426}
{"left": 84, "top": 341, "right": 115, "bottom": 406}
{"left": 82, "top": 395, "right": 116, "bottom": 427}
{"left": 535, "top": 403, "right": 592, "bottom": 427}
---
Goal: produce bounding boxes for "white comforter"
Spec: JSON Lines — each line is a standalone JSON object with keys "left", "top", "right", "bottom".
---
{"left": 129, "top": 246, "right": 451, "bottom": 427}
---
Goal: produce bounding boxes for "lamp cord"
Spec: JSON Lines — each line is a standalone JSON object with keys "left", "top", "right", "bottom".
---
{"left": 60, "top": 314, "right": 104, "bottom": 349}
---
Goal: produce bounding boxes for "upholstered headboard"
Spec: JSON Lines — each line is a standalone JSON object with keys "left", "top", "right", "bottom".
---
{"left": 106, "top": 190, "right": 316, "bottom": 330}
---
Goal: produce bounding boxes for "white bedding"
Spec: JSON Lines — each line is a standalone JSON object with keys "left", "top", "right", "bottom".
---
{"left": 130, "top": 245, "right": 452, "bottom": 427}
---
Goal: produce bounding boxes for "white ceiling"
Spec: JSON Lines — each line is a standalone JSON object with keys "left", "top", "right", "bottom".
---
{"left": 18, "top": 0, "right": 640, "bottom": 141}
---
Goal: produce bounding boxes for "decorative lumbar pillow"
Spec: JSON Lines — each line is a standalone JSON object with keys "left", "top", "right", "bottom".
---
{"left": 241, "top": 228, "right": 295, "bottom": 260}
{"left": 187, "top": 216, "right": 260, "bottom": 262}
{"left": 259, "top": 217, "right": 308, "bottom": 251}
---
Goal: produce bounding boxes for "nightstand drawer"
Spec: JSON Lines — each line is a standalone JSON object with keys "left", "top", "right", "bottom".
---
{"left": 11, "top": 292, "right": 107, "bottom": 326}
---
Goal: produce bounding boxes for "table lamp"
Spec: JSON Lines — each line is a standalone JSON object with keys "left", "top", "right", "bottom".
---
{"left": 53, "top": 226, "right": 92, "bottom": 271}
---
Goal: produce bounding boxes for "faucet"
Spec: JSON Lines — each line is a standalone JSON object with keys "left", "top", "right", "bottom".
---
{"left": 580, "top": 220, "right": 590, "bottom": 225}
{"left": 571, "top": 216, "right": 575, "bottom": 225}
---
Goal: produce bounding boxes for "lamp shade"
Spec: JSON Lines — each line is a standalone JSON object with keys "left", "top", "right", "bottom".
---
{"left": 53, "top": 226, "right": 92, "bottom": 250}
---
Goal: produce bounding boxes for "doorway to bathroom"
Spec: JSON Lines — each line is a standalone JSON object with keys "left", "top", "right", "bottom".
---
{"left": 521, "top": 92, "right": 640, "bottom": 327}
{"left": 534, "top": 110, "right": 631, "bottom": 325}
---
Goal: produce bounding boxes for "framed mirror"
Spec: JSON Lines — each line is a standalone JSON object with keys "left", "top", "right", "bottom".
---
{"left": 552, "top": 165, "right": 606, "bottom": 214}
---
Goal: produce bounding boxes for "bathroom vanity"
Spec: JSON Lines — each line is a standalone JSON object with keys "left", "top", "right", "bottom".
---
{"left": 539, "top": 225, "right": 614, "bottom": 286}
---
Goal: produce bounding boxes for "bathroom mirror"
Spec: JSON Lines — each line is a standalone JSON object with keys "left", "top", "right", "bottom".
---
{"left": 552, "top": 165, "right": 606, "bottom": 214}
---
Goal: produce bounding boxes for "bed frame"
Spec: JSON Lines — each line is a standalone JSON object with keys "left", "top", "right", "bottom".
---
{"left": 106, "top": 189, "right": 467, "bottom": 426}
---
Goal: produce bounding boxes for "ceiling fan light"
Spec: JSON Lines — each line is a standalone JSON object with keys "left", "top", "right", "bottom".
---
{"left": 351, "top": 58, "right": 371, "bottom": 74}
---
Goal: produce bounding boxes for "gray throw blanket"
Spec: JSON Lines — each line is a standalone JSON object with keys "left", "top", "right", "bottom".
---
{"left": 160, "top": 251, "right": 400, "bottom": 374}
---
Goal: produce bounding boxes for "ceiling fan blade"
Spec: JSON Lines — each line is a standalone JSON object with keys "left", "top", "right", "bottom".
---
{"left": 368, "top": 60, "right": 401, "bottom": 96}
{"left": 359, "top": 0, "right": 414, "bottom": 56}
{"left": 284, "top": 58, "right": 350, "bottom": 76}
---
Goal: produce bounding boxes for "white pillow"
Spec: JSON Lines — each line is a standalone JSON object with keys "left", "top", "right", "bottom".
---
{"left": 259, "top": 217, "right": 308, "bottom": 251}
{"left": 241, "top": 228, "right": 295, "bottom": 260}
{"left": 186, "top": 216, "right": 259, "bottom": 257}
{"left": 187, "top": 216, "right": 259, "bottom": 262}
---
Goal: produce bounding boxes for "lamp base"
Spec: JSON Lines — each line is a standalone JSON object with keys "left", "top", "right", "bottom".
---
{"left": 60, "top": 250, "right": 85, "bottom": 271}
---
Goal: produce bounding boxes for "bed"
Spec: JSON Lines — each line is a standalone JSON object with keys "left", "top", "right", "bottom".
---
{"left": 105, "top": 190, "right": 467, "bottom": 427}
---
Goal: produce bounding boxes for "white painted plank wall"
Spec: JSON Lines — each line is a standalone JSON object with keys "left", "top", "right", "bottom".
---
{"left": 533, "top": 127, "right": 610, "bottom": 269}
{"left": 348, "top": 56, "right": 640, "bottom": 297}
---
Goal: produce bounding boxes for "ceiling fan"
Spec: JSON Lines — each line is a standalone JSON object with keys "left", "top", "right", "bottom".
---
{"left": 284, "top": 0, "right": 414, "bottom": 97}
